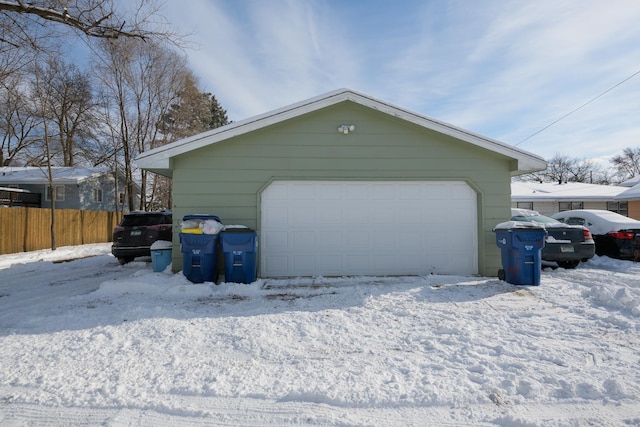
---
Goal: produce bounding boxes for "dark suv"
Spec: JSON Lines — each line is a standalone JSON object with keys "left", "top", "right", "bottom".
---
{"left": 111, "top": 211, "right": 173, "bottom": 264}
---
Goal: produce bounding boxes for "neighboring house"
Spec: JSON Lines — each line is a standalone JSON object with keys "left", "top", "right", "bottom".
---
{"left": 511, "top": 181, "right": 640, "bottom": 219}
{"left": 615, "top": 178, "right": 640, "bottom": 219}
{"left": 137, "top": 89, "right": 546, "bottom": 278}
{"left": 0, "top": 166, "right": 133, "bottom": 211}
{"left": 0, "top": 186, "right": 41, "bottom": 207}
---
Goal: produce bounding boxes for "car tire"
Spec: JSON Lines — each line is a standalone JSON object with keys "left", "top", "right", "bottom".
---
{"left": 557, "top": 260, "right": 580, "bottom": 269}
{"left": 118, "top": 256, "right": 134, "bottom": 265}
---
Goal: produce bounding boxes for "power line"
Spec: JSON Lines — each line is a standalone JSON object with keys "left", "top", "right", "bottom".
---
{"left": 516, "top": 67, "right": 640, "bottom": 146}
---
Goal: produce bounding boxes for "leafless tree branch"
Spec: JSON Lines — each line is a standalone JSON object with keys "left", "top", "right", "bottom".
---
{"left": 0, "top": 0, "right": 148, "bottom": 39}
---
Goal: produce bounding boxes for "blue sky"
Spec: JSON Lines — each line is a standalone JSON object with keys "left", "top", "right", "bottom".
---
{"left": 162, "top": 0, "right": 640, "bottom": 165}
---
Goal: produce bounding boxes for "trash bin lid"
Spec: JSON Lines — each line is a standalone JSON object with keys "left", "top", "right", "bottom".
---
{"left": 493, "top": 221, "right": 545, "bottom": 232}
{"left": 183, "top": 214, "right": 221, "bottom": 222}
{"left": 222, "top": 225, "right": 253, "bottom": 232}
{"left": 150, "top": 240, "right": 172, "bottom": 250}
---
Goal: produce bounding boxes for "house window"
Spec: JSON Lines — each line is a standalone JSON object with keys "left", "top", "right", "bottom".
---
{"left": 516, "top": 202, "right": 533, "bottom": 210}
{"left": 45, "top": 185, "right": 65, "bottom": 201}
{"left": 607, "top": 201, "right": 628, "bottom": 216}
{"left": 93, "top": 188, "right": 103, "bottom": 203}
{"left": 559, "top": 201, "right": 583, "bottom": 212}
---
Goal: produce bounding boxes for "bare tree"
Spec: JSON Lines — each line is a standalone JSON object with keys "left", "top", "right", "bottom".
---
{"left": 516, "top": 153, "right": 604, "bottom": 184}
{"left": 0, "top": 75, "right": 42, "bottom": 165}
{"left": 29, "top": 54, "right": 59, "bottom": 249}
{"left": 150, "top": 73, "right": 229, "bottom": 209}
{"left": 93, "top": 36, "right": 189, "bottom": 211}
{"left": 611, "top": 147, "right": 640, "bottom": 182}
{"left": 0, "top": 0, "right": 172, "bottom": 43}
{"left": 0, "top": 1, "right": 184, "bottom": 97}
{"left": 37, "top": 57, "right": 97, "bottom": 166}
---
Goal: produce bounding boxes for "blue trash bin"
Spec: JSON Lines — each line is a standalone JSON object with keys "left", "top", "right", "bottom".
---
{"left": 179, "top": 214, "right": 223, "bottom": 283}
{"left": 180, "top": 232, "right": 220, "bottom": 283}
{"left": 494, "top": 221, "right": 547, "bottom": 286}
{"left": 219, "top": 227, "right": 258, "bottom": 284}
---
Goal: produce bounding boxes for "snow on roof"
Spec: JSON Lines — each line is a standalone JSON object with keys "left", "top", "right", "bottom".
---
{"left": 137, "top": 88, "right": 546, "bottom": 176}
{"left": 615, "top": 183, "right": 640, "bottom": 200}
{"left": 619, "top": 176, "right": 640, "bottom": 187}
{"left": 0, "top": 186, "right": 31, "bottom": 193}
{"left": 511, "top": 181, "right": 628, "bottom": 200}
{"left": 0, "top": 167, "right": 112, "bottom": 184}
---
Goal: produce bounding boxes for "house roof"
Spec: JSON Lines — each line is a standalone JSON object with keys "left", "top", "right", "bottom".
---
{"left": 0, "top": 167, "right": 113, "bottom": 185}
{"left": 512, "top": 181, "right": 628, "bottom": 201}
{"left": 137, "top": 88, "right": 547, "bottom": 177}
{"left": 619, "top": 177, "right": 640, "bottom": 187}
{"left": 615, "top": 183, "right": 640, "bottom": 200}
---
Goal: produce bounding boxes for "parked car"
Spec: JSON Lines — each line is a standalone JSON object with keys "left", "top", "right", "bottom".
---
{"left": 111, "top": 211, "right": 173, "bottom": 264}
{"left": 511, "top": 208, "right": 595, "bottom": 269}
{"left": 552, "top": 209, "right": 640, "bottom": 260}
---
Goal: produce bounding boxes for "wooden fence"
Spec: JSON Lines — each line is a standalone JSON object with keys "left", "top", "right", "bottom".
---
{"left": 0, "top": 207, "right": 122, "bottom": 255}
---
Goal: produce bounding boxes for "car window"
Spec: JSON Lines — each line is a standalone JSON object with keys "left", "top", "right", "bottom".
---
{"left": 566, "top": 217, "right": 586, "bottom": 226}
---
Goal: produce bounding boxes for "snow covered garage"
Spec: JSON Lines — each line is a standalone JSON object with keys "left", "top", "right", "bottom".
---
{"left": 137, "top": 89, "right": 546, "bottom": 278}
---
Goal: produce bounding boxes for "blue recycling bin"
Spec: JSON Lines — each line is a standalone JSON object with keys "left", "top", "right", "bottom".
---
{"left": 219, "top": 228, "right": 258, "bottom": 284}
{"left": 494, "top": 221, "right": 547, "bottom": 286}
{"left": 180, "top": 232, "right": 220, "bottom": 283}
{"left": 179, "top": 214, "right": 223, "bottom": 283}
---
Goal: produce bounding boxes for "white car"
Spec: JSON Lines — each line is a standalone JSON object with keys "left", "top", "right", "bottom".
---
{"left": 552, "top": 209, "right": 640, "bottom": 260}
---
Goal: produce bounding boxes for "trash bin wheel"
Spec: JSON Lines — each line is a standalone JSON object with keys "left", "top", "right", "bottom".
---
{"left": 498, "top": 269, "right": 505, "bottom": 281}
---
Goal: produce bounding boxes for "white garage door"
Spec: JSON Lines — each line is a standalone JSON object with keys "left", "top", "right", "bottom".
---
{"left": 260, "top": 181, "right": 477, "bottom": 277}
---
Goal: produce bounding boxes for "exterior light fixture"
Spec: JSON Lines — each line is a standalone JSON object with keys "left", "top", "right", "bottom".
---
{"left": 337, "top": 124, "right": 355, "bottom": 134}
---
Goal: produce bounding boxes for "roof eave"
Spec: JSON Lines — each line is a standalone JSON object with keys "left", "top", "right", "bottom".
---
{"left": 136, "top": 89, "right": 547, "bottom": 173}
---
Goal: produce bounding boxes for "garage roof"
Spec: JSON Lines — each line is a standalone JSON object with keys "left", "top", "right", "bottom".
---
{"left": 137, "top": 88, "right": 546, "bottom": 177}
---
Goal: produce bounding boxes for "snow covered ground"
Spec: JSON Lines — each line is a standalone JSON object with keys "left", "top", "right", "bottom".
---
{"left": 0, "top": 243, "right": 639, "bottom": 426}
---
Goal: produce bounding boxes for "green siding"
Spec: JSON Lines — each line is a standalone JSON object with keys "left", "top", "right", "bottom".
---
{"left": 170, "top": 102, "right": 512, "bottom": 276}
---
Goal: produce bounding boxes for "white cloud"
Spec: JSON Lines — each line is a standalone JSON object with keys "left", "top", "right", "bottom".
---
{"left": 162, "top": 0, "right": 640, "bottom": 164}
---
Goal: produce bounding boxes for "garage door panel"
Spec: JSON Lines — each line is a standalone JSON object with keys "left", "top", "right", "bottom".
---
{"left": 371, "top": 183, "right": 395, "bottom": 200}
{"left": 317, "top": 231, "right": 343, "bottom": 247}
{"left": 292, "top": 230, "right": 315, "bottom": 251}
{"left": 293, "top": 255, "right": 315, "bottom": 273}
{"left": 261, "top": 181, "right": 477, "bottom": 277}
{"left": 290, "top": 183, "right": 315, "bottom": 199}
{"left": 317, "top": 207, "right": 342, "bottom": 223}
{"left": 344, "top": 207, "right": 366, "bottom": 224}
{"left": 265, "top": 255, "right": 287, "bottom": 273}
{"left": 372, "top": 231, "right": 396, "bottom": 248}
{"left": 344, "top": 183, "right": 369, "bottom": 199}
{"left": 317, "top": 183, "right": 342, "bottom": 199}
{"left": 263, "top": 206, "right": 288, "bottom": 227}
{"left": 346, "top": 231, "right": 369, "bottom": 248}
{"left": 373, "top": 206, "right": 395, "bottom": 223}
